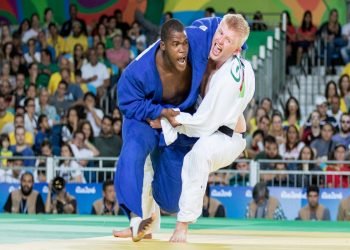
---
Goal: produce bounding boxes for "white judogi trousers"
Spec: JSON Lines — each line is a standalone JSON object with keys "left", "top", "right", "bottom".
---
{"left": 178, "top": 132, "right": 246, "bottom": 222}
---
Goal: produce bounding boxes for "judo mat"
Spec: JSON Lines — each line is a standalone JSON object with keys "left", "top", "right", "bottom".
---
{"left": 1, "top": 214, "right": 350, "bottom": 250}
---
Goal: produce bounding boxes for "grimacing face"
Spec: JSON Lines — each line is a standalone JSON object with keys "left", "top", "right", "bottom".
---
{"left": 161, "top": 30, "right": 189, "bottom": 72}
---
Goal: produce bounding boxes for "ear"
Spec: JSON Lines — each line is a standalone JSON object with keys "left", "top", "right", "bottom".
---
{"left": 233, "top": 48, "right": 242, "bottom": 56}
{"left": 160, "top": 41, "right": 166, "bottom": 51}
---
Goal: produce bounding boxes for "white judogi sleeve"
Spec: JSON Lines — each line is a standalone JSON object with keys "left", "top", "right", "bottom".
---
{"left": 162, "top": 56, "right": 255, "bottom": 145}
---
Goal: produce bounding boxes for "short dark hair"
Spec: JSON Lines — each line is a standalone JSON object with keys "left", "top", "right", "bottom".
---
{"left": 83, "top": 92, "right": 96, "bottom": 102}
{"left": 263, "top": 135, "right": 277, "bottom": 146}
{"left": 103, "top": 180, "right": 114, "bottom": 192}
{"left": 102, "top": 115, "right": 113, "bottom": 124}
{"left": 160, "top": 19, "right": 185, "bottom": 42}
{"left": 306, "top": 185, "right": 319, "bottom": 196}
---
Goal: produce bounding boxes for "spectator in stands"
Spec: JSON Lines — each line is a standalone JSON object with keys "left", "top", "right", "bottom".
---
{"left": 256, "top": 115, "right": 271, "bottom": 136}
{"left": 297, "top": 185, "right": 330, "bottom": 220}
{"left": 252, "top": 11, "right": 268, "bottom": 31}
{"left": 45, "top": 176, "right": 77, "bottom": 214}
{"left": 337, "top": 195, "right": 350, "bottom": 221}
{"left": 247, "top": 129, "right": 264, "bottom": 159}
{"left": 78, "top": 120, "right": 94, "bottom": 144}
{"left": 255, "top": 136, "right": 282, "bottom": 182}
{"left": 283, "top": 96, "right": 301, "bottom": 130}
{"left": 332, "top": 113, "right": 350, "bottom": 148}
{"left": 228, "top": 155, "right": 250, "bottom": 186}
{"left": 17, "top": 18, "right": 30, "bottom": 41}
{"left": 3, "top": 172, "right": 45, "bottom": 213}
{"left": 1, "top": 62, "right": 16, "bottom": 89}
{"left": 61, "top": 106, "right": 80, "bottom": 142}
{"left": 3, "top": 42, "right": 15, "bottom": 62}
{"left": 269, "top": 112, "right": 286, "bottom": 146}
{"left": 92, "top": 180, "right": 121, "bottom": 215}
{"left": 338, "top": 74, "right": 350, "bottom": 112}
{"left": 260, "top": 97, "right": 273, "bottom": 115}
{"left": 0, "top": 95, "right": 14, "bottom": 132}
{"left": 24, "top": 38, "right": 40, "bottom": 64}
{"left": 289, "top": 145, "right": 322, "bottom": 187}
{"left": 6, "top": 114, "right": 34, "bottom": 146}
{"left": 107, "top": 16, "right": 122, "bottom": 40}
{"left": 23, "top": 97, "right": 38, "bottom": 134}
{"left": 49, "top": 81, "right": 73, "bottom": 118}
{"left": 37, "top": 49, "right": 59, "bottom": 89}
{"left": 0, "top": 79, "right": 15, "bottom": 110}
{"left": 0, "top": 153, "right": 25, "bottom": 183}
{"left": 83, "top": 92, "right": 104, "bottom": 136}
{"left": 60, "top": 3, "right": 87, "bottom": 38}
{"left": 296, "top": 10, "right": 317, "bottom": 66}
{"left": 279, "top": 125, "right": 305, "bottom": 160}
{"left": 47, "top": 23, "right": 65, "bottom": 58}
{"left": 9, "top": 126, "right": 35, "bottom": 167}
{"left": 35, "top": 88, "right": 58, "bottom": 126}
{"left": 82, "top": 49, "right": 110, "bottom": 98}
{"left": 114, "top": 9, "right": 130, "bottom": 38}
{"left": 326, "top": 144, "right": 350, "bottom": 188}
{"left": 60, "top": 68, "right": 85, "bottom": 101}
{"left": 246, "top": 182, "right": 286, "bottom": 220}
{"left": 70, "top": 44, "right": 88, "bottom": 72}
{"left": 204, "top": 7, "right": 215, "bottom": 17}
{"left": 22, "top": 13, "right": 41, "bottom": 44}
{"left": 340, "top": 15, "right": 350, "bottom": 64}
{"left": 0, "top": 133, "right": 12, "bottom": 167}
{"left": 128, "top": 21, "right": 147, "bottom": 51}
{"left": 43, "top": 7, "right": 53, "bottom": 34}
{"left": 301, "top": 111, "right": 321, "bottom": 145}
{"left": 65, "top": 20, "right": 88, "bottom": 54}
{"left": 315, "top": 95, "right": 338, "bottom": 129}
{"left": 34, "top": 140, "right": 52, "bottom": 182}
{"left": 248, "top": 106, "right": 267, "bottom": 134}
{"left": 311, "top": 122, "right": 335, "bottom": 160}
{"left": 58, "top": 143, "right": 85, "bottom": 183}
{"left": 37, "top": 31, "right": 55, "bottom": 61}
{"left": 69, "top": 130, "right": 99, "bottom": 167}
{"left": 318, "top": 9, "right": 345, "bottom": 73}
{"left": 203, "top": 183, "right": 225, "bottom": 218}
{"left": 14, "top": 73, "right": 26, "bottom": 107}
{"left": 34, "top": 114, "right": 51, "bottom": 154}
{"left": 281, "top": 11, "right": 296, "bottom": 66}
{"left": 269, "top": 162, "right": 289, "bottom": 187}
{"left": 0, "top": 24, "right": 12, "bottom": 46}
{"left": 112, "top": 118, "right": 122, "bottom": 137}
{"left": 48, "top": 57, "right": 71, "bottom": 95}
{"left": 96, "top": 42, "right": 112, "bottom": 70}
{"left": 327, "top": 95, "right": 342, "bottom": 126}
{"left": 106, "top": 34, "right": 130, "bottom": 71}
{"left": 95, "top": 115, "right": 122, "bottom": 181}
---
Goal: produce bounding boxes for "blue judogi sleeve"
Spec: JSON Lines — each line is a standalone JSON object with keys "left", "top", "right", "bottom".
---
{"left": 117, "top": 42, "right": 164, "bottom": 121}
{"left": 117, "top": 69, "right": 163, "bottom": 121}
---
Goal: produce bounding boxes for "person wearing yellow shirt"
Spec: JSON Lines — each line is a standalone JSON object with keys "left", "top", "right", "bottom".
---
{"left": 64, "top": 21, "right": 88, "bottom": 55}
{"left": 48, "top": 57, "right": 75, "bottom": 95}
{"left": 47, "top": 23, "right": 65, "bottom": 59}
{"left": 9, "top": 130, "right": 34, "bottom": 147}
{"left": 0, "top": 134, "right": 12, "bottom": 167}
{"left": 0, "top": 96, "right": 14, "bottom": 132}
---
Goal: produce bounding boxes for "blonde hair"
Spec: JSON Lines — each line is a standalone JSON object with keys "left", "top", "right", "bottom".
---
{"left": 222, "top": 14, "right": 250, "bottom": 46}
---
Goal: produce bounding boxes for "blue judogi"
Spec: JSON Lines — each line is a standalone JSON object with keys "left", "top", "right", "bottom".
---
{"left": 115, "top": 18, "right": 221, "bottom": 217}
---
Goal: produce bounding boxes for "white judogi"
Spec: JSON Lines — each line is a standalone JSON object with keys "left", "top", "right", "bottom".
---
{"left": 162, "top": 56, "right": 255, "bottom": 222}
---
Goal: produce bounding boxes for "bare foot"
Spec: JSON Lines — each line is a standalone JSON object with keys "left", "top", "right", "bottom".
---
{"left": 113, "top": 227, "right": 152, "bottom": 239}
{"left": 169, "top": 221, "right": 188, "bottom": 243}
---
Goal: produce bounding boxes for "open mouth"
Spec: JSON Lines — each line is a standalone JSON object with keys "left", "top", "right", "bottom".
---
{"left": 177, "top": 56, "right": 186, "bottom": 65}
{"left": 212, "top": 43, "right": 222, "bottom": 56}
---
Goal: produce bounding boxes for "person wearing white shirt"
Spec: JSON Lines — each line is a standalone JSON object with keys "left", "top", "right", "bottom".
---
{"left": 84, "top": 92, "right": 104, "bottom": 136}
{"left": 81, "top": 48, "right": 110, "bottom": 97}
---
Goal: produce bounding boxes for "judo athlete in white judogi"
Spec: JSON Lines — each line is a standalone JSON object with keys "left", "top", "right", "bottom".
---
{"left": 159, "top": 14, "right": 255, "bottom": 242}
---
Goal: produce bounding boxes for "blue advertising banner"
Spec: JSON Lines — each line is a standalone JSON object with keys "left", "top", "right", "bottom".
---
{"left": 210, "top": 186, "right": 350, "bottom": 221}
{"left": 1, "top": 183, "right": 350, "bottom": 220}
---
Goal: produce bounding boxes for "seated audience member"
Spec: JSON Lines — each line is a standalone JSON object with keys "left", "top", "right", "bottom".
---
{"left": 228, "top": 154, "right": 250, "bottom": 186}
{"left": 325, "top": 144, "right": 350, "bottom": 188}
{"left": 297, "top": 185, "right": 330, "bottom": 221}
{"left": 279, "top": 125, "right": 305, "bottom": 160}
{"left": 247, "top": 129, "right": 264, "bottom": 158}
{"left": 91, "top": 180, "right": 121, "bottom": 215}
{"left": 301, "top": 111, "right": 321, "bottom": 145}
{"left": 58, "top": 143, "right": 85, "bottom": 183}
{"left": 310, "top": 123, "right": 335, "bottom": 160}
{"left": 3, "top": 172, "right": 45, "bottom": 214}
{"left": 332, "top": 113, "right": 350, "bottom": 149}
{"left": 0, "top": 153, "right": 25, "bottom": 183}
{"left": 202, "top": 183, "right": 226, "bottom": 218}
{"left": 45, "top": 176, "right": 77, "bottom": 214}
{"left": 337, "top": 195, "right": 350, "bottom": 221}
{"left": 9, "top": 126, "right": 35, "bottom": 167}
{"left": 246, "top": 182, "right": 286, "bottom": 220}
